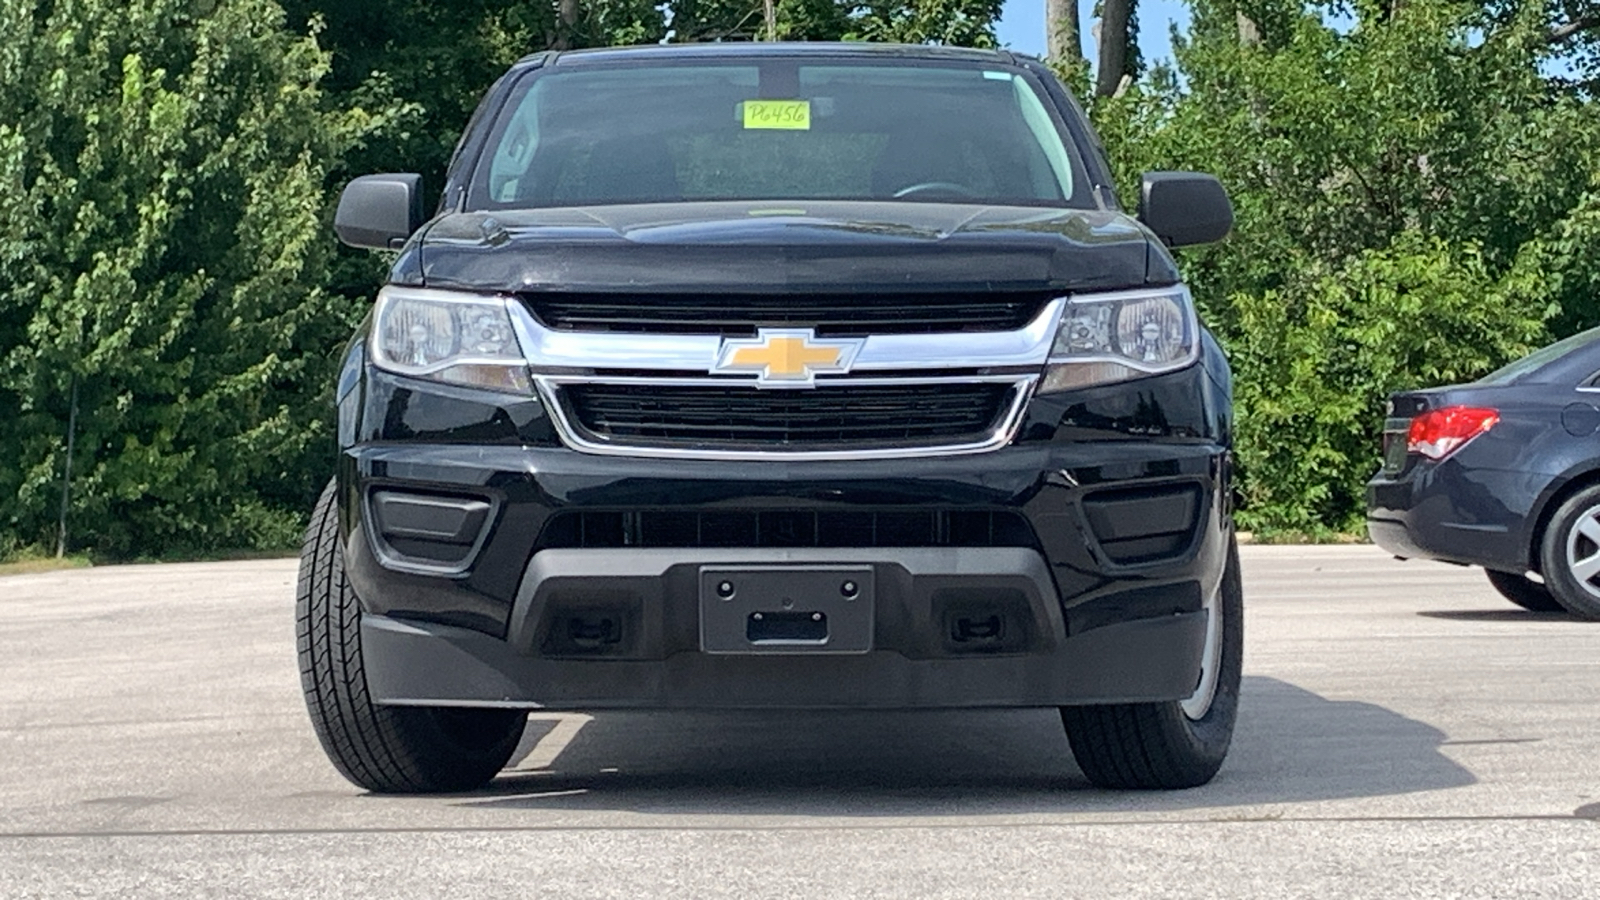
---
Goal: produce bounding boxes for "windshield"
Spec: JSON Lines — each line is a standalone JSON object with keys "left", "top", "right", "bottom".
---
{"left": 1476, "top": 326, "right": 1600, "bottom": 386}
{"left": 471, "top": 59, "right": 1091, "bottom": 210}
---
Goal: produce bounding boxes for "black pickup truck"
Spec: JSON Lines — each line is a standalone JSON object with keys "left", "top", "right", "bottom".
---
{"left": 299, "top": 42, "right": 1240, "bottom": 793}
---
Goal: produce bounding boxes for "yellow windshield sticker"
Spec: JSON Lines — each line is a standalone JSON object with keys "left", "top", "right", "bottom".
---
{"left": 743, "top": 100, "right": 811, "bottom": 130}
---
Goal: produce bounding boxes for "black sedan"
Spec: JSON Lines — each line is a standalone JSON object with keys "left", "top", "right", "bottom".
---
{"left": 1367, "top": 327, "right": 1600, "bottom": 620}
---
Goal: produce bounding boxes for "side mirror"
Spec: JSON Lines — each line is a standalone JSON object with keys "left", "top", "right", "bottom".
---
{"left": 335, "top": 174, "right": 424, "bottom": 250}
{"left": 1139, "top": 172, "right": 1233, "bottom": 248}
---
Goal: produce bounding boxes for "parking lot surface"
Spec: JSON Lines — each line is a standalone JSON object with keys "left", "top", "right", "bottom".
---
{"left": 1, "top": 545, "right": 1597, "bottom": 898}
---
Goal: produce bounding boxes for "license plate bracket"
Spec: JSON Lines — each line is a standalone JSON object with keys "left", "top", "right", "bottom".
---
{"left": 699, "top": 566, "right": 874, "bottom": 654}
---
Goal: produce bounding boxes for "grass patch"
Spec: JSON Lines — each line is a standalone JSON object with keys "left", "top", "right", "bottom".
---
{"left": 1242, "top": 528, "right": 1368, "bottom": 545}
{"left": 0, "top": 554, "right": 93, "bottom": 577}
{"left": 124, "top": 546, "right": 300, "bottom": 564}
{"left": 1, "top": 545, "right": 296, "bottom": 574}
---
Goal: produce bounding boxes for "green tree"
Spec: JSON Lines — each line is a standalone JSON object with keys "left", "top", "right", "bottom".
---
{"left": 1091, "top": 0, "right": 1600, "bottom": 532}
{"left": 0, "top": 0, "right": 395, "bottom": 558}
{"left": 1229, "top": 235, "right": 1546, "bottom": 531}
{"left": 281, "top": 1, "right": 671, "bottom": 202}
{"left": 850, "top": 0, "right": 1004, "bottom": 44}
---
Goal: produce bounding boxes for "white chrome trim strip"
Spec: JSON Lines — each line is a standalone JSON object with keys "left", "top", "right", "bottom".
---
{"left": 539, "top": 374, "right": 1034, "bottom": 388}
{"left": 508, "top": 297, "right": 1067, "bottom": 374}
{"left": 514, "top": 314, "right": 722, "bottom": 371}
{"left": 534, "top": 375, "right": 1038, "bottom": 461}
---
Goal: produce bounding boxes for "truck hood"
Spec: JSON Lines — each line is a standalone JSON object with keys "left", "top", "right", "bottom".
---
{"left": 406, "top": 201, "right": 1176, "bottom": 293}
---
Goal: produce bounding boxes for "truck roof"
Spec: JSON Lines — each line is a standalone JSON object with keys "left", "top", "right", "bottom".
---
{"left": 514, "top": 41, "right": 1026, "bottom": 72}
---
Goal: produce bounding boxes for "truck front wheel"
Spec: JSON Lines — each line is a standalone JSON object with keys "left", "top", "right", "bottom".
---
{"left": 297, "top": 482, "right": 526, "bottom": 793}
{"left": 1060, "top": 537, "right": 1243, "bottom": 789}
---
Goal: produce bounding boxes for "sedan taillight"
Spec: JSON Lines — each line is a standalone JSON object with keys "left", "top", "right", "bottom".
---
{"left": 1407, "top": 406, "right": 1499, "bottom": 460}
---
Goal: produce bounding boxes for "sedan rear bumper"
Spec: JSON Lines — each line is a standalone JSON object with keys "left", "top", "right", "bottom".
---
{"left": 1366, "top": 461, "right": 1552, "bottom": 573}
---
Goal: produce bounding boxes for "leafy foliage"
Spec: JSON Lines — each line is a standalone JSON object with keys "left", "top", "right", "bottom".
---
{"left": 1091, "top": 0, "right": 1600, "bottom": 532}
{"left": 850, "top": 0, "right": 1005, "bottom": 44}
{"left": 0, "top": 0, "right": 396, "bottom": 558}
{"left": 1229, "top": 235, "right": 1546, "bottom": 530}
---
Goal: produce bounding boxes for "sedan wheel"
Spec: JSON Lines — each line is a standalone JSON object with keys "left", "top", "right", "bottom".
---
{"left": 1537, "top": 485, "right": 1600, "bottom": 621}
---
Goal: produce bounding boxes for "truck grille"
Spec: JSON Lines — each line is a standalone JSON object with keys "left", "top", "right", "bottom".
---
{"left": 524, "top": 292, "right": 1051, "bottom": 336}
{"left": 561, "top": 382, "right": 1013, "bottom": 451}
{"left": 538, "top": 509, "right": 1037, "bottom": 550}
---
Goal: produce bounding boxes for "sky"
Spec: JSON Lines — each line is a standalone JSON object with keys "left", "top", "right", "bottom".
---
{"left": 995, "top": 0, "right": 1193, "bottom": 66}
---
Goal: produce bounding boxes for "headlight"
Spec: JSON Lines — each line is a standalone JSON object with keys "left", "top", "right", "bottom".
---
{"left": 1039, "top": 285, "right": 1200, "bottom": 392}
{"left": 370, "top": 286, "right": 531, "bottom": 392}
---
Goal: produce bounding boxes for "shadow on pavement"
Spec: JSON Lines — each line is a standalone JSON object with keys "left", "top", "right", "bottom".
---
{"left": 447, "top": 676, "right": 1475, "bottom": 817}
{"left": 1417, "top": 609, "right": 1574, "bottom": 623}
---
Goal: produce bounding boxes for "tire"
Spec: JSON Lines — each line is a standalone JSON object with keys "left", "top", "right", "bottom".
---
{"left": 1483, "top": 569, "right": 1563, "bottom": 613}
{"left": 1537, "top": 484, "right": 1600, "bottom": 621}
{"left": 297, "top": 481, "right": 527, "bottom": 792}
{"left": 1060, "top": 536, "right": 1243, "bottom": 789}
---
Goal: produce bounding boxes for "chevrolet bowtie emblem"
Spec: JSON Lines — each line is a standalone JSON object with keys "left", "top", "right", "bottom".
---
{"left": 713, "top": 328, "right": 864, "bottom": 387}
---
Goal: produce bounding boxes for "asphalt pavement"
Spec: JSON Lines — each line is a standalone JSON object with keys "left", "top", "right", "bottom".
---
{"left": 1, "top": 546, "right": 1597, "bottom": 898}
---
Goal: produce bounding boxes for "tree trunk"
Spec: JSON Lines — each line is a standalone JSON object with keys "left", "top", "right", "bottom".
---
{"left": 553, "top": 0, "right": 579, "bottom": 49}
{"left": 55, "top": 374, "right": 78, "bottom": 559}
{"left": 1095, "top": 0, "right": 1133, "bottom": 98}
{"left": 1046, "top": 0, "right": 1082, "bottom": 65}
{"left": 1237, "top": 10, "right": 1261, "bottom": 46}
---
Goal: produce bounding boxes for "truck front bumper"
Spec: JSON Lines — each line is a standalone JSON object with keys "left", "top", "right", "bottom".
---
{"left": 339, "top": 438, "right": 1231, "bottom": 709}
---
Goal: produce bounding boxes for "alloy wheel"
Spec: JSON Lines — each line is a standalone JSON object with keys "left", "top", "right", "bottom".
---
{"left": 1563, "top": 505, "right": 1600, "bottom": 600}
